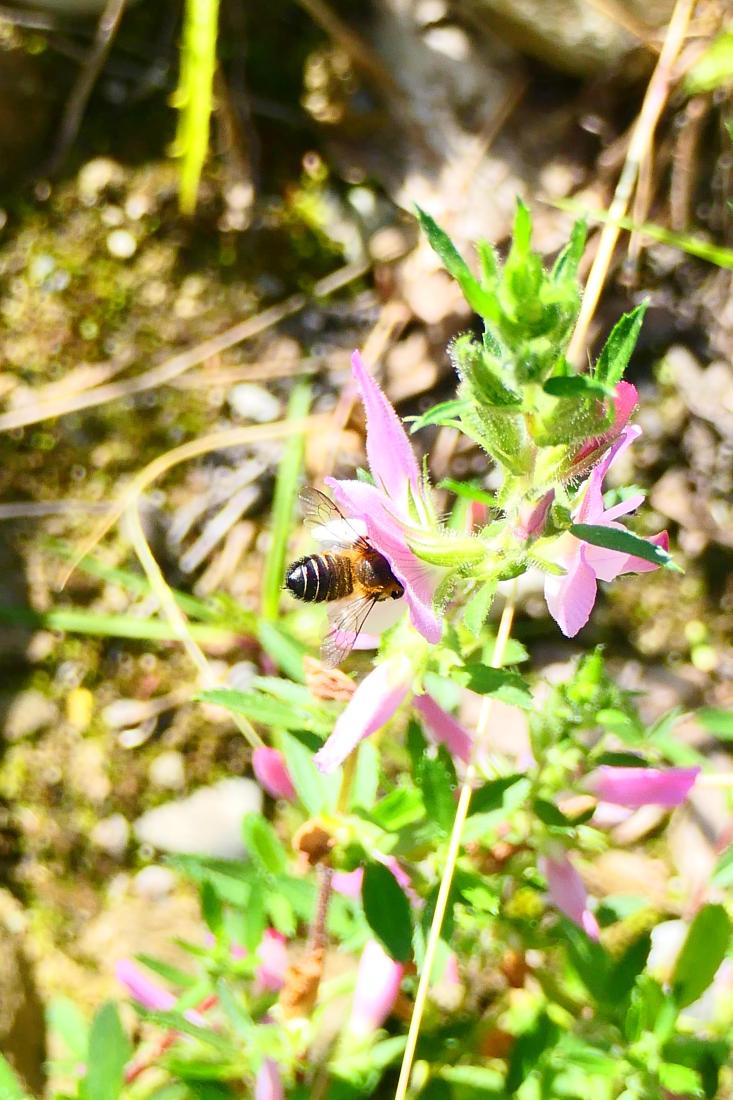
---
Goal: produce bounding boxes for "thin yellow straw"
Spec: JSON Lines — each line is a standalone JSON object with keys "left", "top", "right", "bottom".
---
{"left": 393, "top": 598, "right": 516, "bottom": 1100}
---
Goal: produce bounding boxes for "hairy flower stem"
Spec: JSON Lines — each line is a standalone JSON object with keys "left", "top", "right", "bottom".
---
{"left": 394, "top": 599, "right": 516, "bottom": 1100}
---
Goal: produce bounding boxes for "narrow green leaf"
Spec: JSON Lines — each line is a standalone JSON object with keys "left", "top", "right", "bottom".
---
{"left": 0, "top": 604, "right": 237, "bottom": 645}
{"left": 417, "top": 747, "right": 457, "bottom": 835}
{"left": 362, "top": 861, "right": 413, "bottom": 962}
{"left": 457, "top": 665, "right": 533, "bottom": 709}
{"left": 406, "top": 398, "right": 469, "bottom": 434}
{"left": 0, "top": 1055, "right": 29, "bottom": 1100}
{"left": 199, "top": 688, "right": 330, "bottom": 733}
{"left": 242, "top": 813, "right": 287, "bottom": 876}
{"left": 593, "top": 301, "right": 647, "bottom": 385}
{"left": 47, "top": 995, "right": 89, "bottom": 1059}
{"left": 174, "top": 0, "right": 220, "bottom": 214}
{"left": 262, "top": 382, "right": 311, "bottom": 621}
{"left": 550, "top": 218, "right": 587, "bottom": 282}
{"left": 469, "top": 774, "right": 525, "bottom": 816}
{"left": 85, "top": 1002, "right": 131, "bottom": 1100}
{"left": 415, "top": 206, "right": 494, "bottom": 317}
{"left": 711, "top": 845, "right": 733, "bottom": 889}
{"left": 350, "top": 740, "right": 379, "bottom": 810}
{"left": 277, "top": 730, "right": 340, "bottom": 814}
{"left": 672, "top": 904, "right": 731, "bottom": 1007}
{"left": 571, "top": 523, "right": 681, "bottom": 571}
{"left": 463, "top": 578, "right": 497, "bottom": 636}
{"left": 437, "top": 479, "right": 498, "bottom": 508}
{"left": 543, "top": 375, "right": 610, "bottom": 399}
{"left": 697, "top": 707, "right": 733, "bottom": 741}
{"left": 200, "top": 881, "right": 224, "bottom": 938}
{"left": 606, "top": 932, "right": 651, "bottom": 1003}
{"left": 257, "top": 621, "right": 306, "bottom": 682}
{"left": 369, "top": 787, "right": 425, "bottom": 831}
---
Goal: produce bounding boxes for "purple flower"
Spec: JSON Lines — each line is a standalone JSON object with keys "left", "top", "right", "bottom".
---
{"left": 588, "top": 766, "right": 700, "bottom": 808}
{"left": 413, "top": 693, "right": 472, "bottom": 763}
{"left": 115, "top": 959, "right": 205, "bottom": 1024}
{"left": 314, "top": 653, "right": 413, "bottom": 773}
{"left": 349, "top": 939, "right": 404, "bottom": 1036}
{"left": 544, "top": 425, "right": 669, "bottom": 637}
{"left": 323, "top": 351, "right": 443, "bottom": 647}
{"left": 255, "top": 1059, "right": 284, "bottom": 1100}
{"left": 254, "top": 928, "right": 289, "bottom": 993}
{"left": 252, "top": 747, "right": 296, "bottom": 802}
{"left": 539, "top": 850, "right": 599, "bottom": 940}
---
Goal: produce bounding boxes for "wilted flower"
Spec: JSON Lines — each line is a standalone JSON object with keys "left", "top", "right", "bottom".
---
{"left": 539, "top": 850, "right": 599, "bottom": 940}
{"left": 544, "top": 425, "right": 669, "bottom": 637}
{"left": 588, "top": 766, "right": 699, "bottom": 808}
{"left": 252, "top": 747, "right": 296, "bottom": 802}
{"left": 255, "top": 1059, "right": 284, "bottom": 1100}
{"left": 349, "top": 939, "right": 404, "bottom": 1036}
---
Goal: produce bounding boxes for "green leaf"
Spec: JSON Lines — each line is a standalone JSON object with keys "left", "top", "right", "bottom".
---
{"left": 506, "top": 1011, "right": 560, "bottom": 1093}
{"left": 262, "top": 381, "right": 311, "bottom": 620}
{"left": 684, "top": 29, "right": 733, "bottom": 93}
{"left": 606, "top": 932, "right": 651, "bottom": 1003}
{"left": 200, "top": 880, "right": 224, "bottom": 938}
{"left": 672, "top": 904, "right": 731, "bottom": 1007}
{"left": 407, "top": 398, "right": 470, "bottom": 434}
{"left": 277, "top": 730, "right": 340, "bottom": 814}
{"left": 533, "top": 798, "right": 573, "bottom": 828}
{"left": 437, "top": 479, "right": 498, "bottom": 508}
{"left": 551, "top": 218, "right": 587, "bottom": 282}
{"left": 350, "top": 741, "right": 379, "bottom": 810}
{"left": 200, "top": 688, "right": 330, "bottom": 733}
{"left": 463, "top": 579, "right": 497, "bottom": 636}
{"left": 0, "top": 1055, "right": 29, "bottom": 1100}
{"left": 257, "top": 621, "right": 307, "bottom": 682}
{"left": 570, "top": 523, "right": 681, "bottom": 571}
{"left": 417, "top": 747, "right": 457, "bottom": 835}
{"left": 457, "top": 665, "right": 533, "bottom": 709}
{"left": 593, "top": 301, "right": 647, "bottom": 385}
{"left": 47, "top": 995, "right": 89, "bottom": 1059}
{"left": 174, "top": 0, "right": 220, "bottom": 214}
{"left": 362, "top": 861, "right": 413, "bottom": 962}
{"left": 658, "top": 1062, "right": 703, "bottom": 1096}
{"left": 697, "top": 707, "right": 733, "bottom": 741}
{"left": 84, "top": 1002, "right": 131, "bottom": 1100}
{"left": 415, "top": 207, "right": 495, "bottom": 317}
{"left": 242, "top": 813, "right": 287, "bottom": 876}
{"left": 711, "top": 845, "right": 733, "bottom": 889}
{"left": 543, "top": 375, "right": 610, "bottom": 399}
{"left": 469, "top": 774, "right": 525, "bottom": 816}
{"left": 369, "top": 787, "right": 425, "bottom": 831}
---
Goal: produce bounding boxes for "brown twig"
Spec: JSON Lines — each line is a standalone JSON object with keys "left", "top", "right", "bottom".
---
{"left": 670, "top": 94, "right": 709, "bottom": 231}
{"left": 567, "top": 0, "right": 697, "bottom": 366}
{"left": 44, "top": 0, "right": 128, "bottom": 178}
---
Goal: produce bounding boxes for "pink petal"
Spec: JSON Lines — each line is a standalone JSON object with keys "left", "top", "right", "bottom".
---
{"left": 588, "top": 766, "right": 700, "bottom": 808}
{"left": 255, "top": 1060, "right": 284, "bottom": 1100}
{"left": 413, "top": 694, "right": 472, "bottom": 763}
{"left": 570, "top": 381, "right": 638, "bottom": 470}
{"left": 351, "top": 350, "right": 421, "bottom": 505}
{"left": 544, "top": 544, "right": 598, "bottom": 637}
{"left": 539, "top": 852, "right": 599, "bottom": 940}
{"left": 349, "top": 939, "right": 404, "bottom": 1036}
{"left": 332, "top": 867, "right": 364, "bottom": 899}
{"left": 576, "top": 425, "right": 642, "bottom": 523}
{"left": 601, "top": 492, "right": 645, "bottom": 523}
{"left": 314, "top": 655, "right": 413, "bottom": 773}
{"left": 326, "top": 477, "right": 442, "bottom": 644}
{"left": 516, "top": 491, "right": 554, "bottom": 540}
{"left": 252, "top": 748, "right": 296, "bottom": 802}
{"left": 116, "top": 960, "right": 175, "bottom": 1012}
{"left": 254, "top": 929, "right": 289, "bottom": 993}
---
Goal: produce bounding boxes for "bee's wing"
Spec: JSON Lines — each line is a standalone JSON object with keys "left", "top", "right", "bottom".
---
{"left": 322, "top": 594, "right": 379, "bottom": 668}
{"left": 299, "top": 486, "right": 369, "bottom": 549}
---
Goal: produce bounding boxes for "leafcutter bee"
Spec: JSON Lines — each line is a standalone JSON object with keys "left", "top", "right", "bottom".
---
{"left": 285, "top": 487, "right": 404, "bottom": 666}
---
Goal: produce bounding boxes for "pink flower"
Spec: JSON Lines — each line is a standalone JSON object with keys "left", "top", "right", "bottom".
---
{"left": 314, "top": 653, "right": 413, "bottom": 773}
{"left": 252, "top": 747, "right": 296, "bottom": 802}
{"left": 323, "top": 351, "right": 443, "bottom": 647}
{"left": 413, "top": 693, "right": 472, "bottom": 763}
{"left": 255, "top": 1059, "right": 284, "bottom": 1100}
{"left": 567, "top": 380, "right": 638, "bottom": 474}
{"left": 544, "top": 425, "right": 669, "bottom": 637}
{"left": 539, "top": 850, "right": 599, "bottom": 940}
{"left": 254, "top": 929, "right": 289, "bottom": 993}
{"left": 349, "top": 939, "right": 404, "bottom": 1036}
{"left": 588, "top": 766, "right": 699, "bottom": 808}
{"left": 115, "top": 959, "right": 205, "bottom": 1024}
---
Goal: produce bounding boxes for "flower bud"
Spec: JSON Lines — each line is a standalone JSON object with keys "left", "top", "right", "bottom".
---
{"left": 349, "top": 939, "right": 404, "bottom": 1036}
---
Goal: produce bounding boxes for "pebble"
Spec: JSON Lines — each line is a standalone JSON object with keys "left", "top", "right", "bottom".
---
{"left": 91, "top": 814, "right": 130, "bottom": 859}
{"left": 4, "top": 690, "right": 58, "bottom": 741}
{"left": 133, "top": 778, "right": 263, "bottom": 859}
{"left": 148, "top": 750, "right": 185, "bottom": 790}
{"left": 77, "top": 157, "right": 124, "bottom": 201}
{"left": 227, "top": 383, "right": 282, "bottom": 423}
{"left": 132, "top": 865, "right": 177, "bottom": 901}
{"left": 106, "top": 229, "right": 137, "bottom": 259}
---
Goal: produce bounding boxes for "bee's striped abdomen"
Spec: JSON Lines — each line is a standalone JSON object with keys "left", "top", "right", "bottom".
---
{"left": 285, "top": 553, "right": 354, "bottom": 603}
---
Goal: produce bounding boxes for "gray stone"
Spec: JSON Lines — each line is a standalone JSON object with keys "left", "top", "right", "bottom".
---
{"left": 4, "top": 690, "right": 58, "bottom": 741}
{"left": 148, "top": 750, "right": 186, "bottom": 791}
{"left": 91, "top": 814, "right": 130, "bottom": 859}
{"left": 227, "top": 383, "right": 282, "bottom": 423}
{"left": 133, "top": 778, "right": 263, "bottom": 859}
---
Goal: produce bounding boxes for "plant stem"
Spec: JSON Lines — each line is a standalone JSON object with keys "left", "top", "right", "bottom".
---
{"left": 393, "top": 598, "right": 516, "bottom": 1100}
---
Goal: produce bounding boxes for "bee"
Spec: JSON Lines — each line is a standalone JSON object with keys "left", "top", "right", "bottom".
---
{"left": 285, "top": 487, "right": 404, "bottom": 666}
